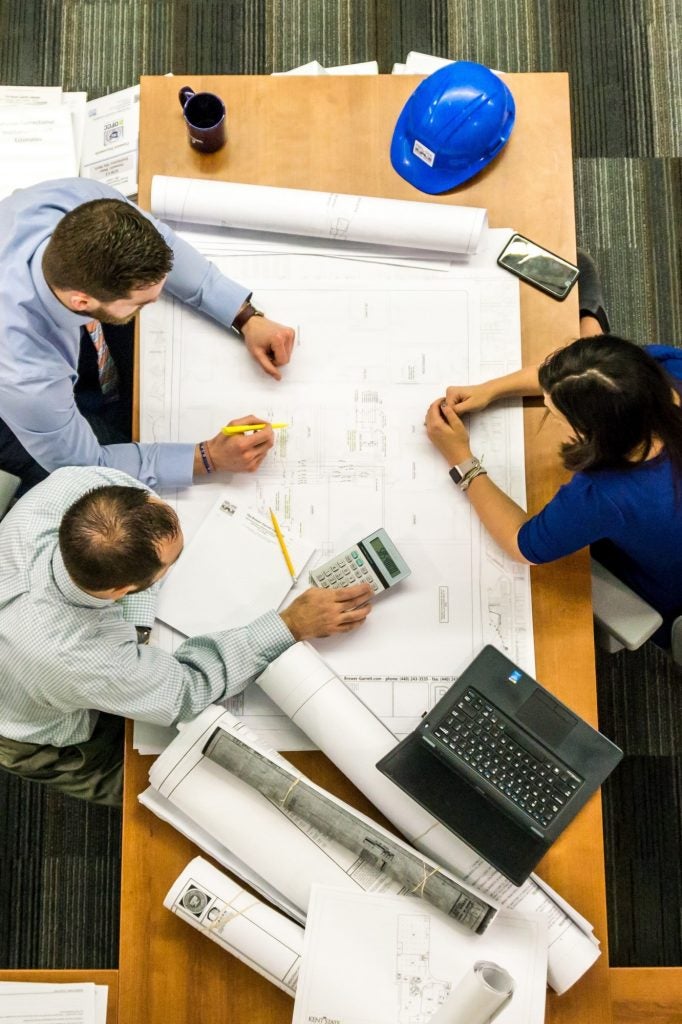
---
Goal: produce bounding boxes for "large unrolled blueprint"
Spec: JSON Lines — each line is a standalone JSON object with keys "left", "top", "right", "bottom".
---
{"left": 164, "top": 857, "right": 303, "bottom": 996}
{"left": 145, "top": 705, "right": 496, "bottom": 935}
{"left": 256, "top": 642, "right": 601, "bottom": 995}
{"left": 136, "top": 206, "right": 535, "bottom": 756}
{"left": 151, "top": 175, "right": 488, "bottom": 255}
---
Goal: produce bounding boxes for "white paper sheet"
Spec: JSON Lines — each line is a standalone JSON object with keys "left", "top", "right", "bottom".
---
{"left": 151, "top": 175, "right": 488, "bottom": 255}
{"left": 0, "top": 106, "right": 77, "bottom": 201}
{"left": 256, "top": 642, "right": 601, "bottom": 994}
{"left": 0, "top": 85, "right": 63, "bottom": 105}
{"left": 81, "top": 84, "right": 140, "bottom": 195}
{"left": 62, "top": 91, "right": 88, "bottom": 165}
{"left": 165, "top": 856, "right": 304, "bottom": 995}
{"left": 273, "top": 60, "right": 379, "bottom": 76}
{"left": 0, "top": 982, "right": 105, "bottom": 1024}
{"left": 156, "top": 492, "right": 314, "bottom": 636}
{"left": 292, "top": 887, "right": 546, "bottom": 1024}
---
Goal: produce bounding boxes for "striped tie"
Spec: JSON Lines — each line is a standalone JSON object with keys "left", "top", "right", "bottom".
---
{"left": 85, "top": 320, "right": 119, "bottom": 400}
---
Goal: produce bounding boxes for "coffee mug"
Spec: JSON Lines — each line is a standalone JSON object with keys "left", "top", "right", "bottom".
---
{"left": 178, "top": 86, "right": 226, "bottom": 153}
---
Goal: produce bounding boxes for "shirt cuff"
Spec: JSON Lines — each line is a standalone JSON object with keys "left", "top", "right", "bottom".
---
{"left": 153, "top": 443, "right": 196, "bottom": 489}
{"left": 247, "top": 609, "right": 297, "bottom": 661}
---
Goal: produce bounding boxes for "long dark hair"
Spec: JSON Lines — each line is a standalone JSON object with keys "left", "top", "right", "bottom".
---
{"left": 538, "top": 335, "right": 682, "bottom": 477}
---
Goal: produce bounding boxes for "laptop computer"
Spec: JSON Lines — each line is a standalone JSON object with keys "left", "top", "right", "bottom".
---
{"left": 376, "top": 644, "right": 623, "bottom": 886}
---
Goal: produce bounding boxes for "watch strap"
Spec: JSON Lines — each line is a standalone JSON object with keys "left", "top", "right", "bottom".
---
{"left": 449, "top": 456, "right": 487, "bottom": 491}
{"left": 232, "top": 301, "right": 264, "bottom": 336}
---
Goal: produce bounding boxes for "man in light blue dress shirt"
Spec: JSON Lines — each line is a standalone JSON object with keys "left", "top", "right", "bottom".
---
{"left": 0, "top": 466, "right": 372, "bottom": 806}
{"left": 0, "top": 178, "right": 295, "bottom": 492}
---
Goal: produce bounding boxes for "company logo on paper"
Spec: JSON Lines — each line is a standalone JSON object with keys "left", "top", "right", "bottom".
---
{"left": 412, "top": 138, "right": 435, "bottom": 166}
{"left": 308, "top": 1017, "right": 341, "bottom": 1024}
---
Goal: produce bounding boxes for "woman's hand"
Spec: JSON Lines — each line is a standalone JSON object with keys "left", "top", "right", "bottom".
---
{"left": 443, "top": 382, "right": 499, "bottom": 414}
{"left": 425, "top": 399, "right": 473, "bottom": 466}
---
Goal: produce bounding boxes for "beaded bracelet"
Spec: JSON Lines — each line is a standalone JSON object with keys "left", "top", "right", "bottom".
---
{"left": 199, "top": 441, "right": 213, "bottom": 475}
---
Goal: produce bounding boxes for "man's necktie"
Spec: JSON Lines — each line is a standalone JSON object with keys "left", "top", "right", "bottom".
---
{"left": 85, "top": 319, "right": 119, "bottom": 400}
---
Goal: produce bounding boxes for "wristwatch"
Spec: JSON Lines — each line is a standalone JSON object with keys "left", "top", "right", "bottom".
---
{"left": 449, "top": 456, "right": 487, "bottom": 491}
{"left": 232, "top": 300, "right": 264, "bottom": 336}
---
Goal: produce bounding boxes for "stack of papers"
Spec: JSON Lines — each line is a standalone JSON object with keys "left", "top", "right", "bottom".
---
{"left": 0, "top": 82, "right": 140, "bottom": 198}
{"left": 0, "top": 981, "right": 107, "bottom": 1024}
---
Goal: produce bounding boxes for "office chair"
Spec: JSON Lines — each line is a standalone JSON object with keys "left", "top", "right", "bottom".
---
{"left": 0, "top": 469, "right": 20, "bottom": 519}
{"left": 591, "top": 558, "right": 682, "bottom": 665}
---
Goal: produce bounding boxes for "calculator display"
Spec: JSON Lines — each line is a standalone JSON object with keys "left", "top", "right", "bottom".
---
{"left": 370, "top": 536, "right": 401, "bottom": 578}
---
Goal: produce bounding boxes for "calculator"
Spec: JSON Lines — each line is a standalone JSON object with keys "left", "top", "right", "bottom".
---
{"left": 309, "top": 528, "right": 411, "bottom": 595}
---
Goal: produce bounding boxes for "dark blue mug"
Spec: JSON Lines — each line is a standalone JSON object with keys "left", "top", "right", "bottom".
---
{"left": 178, "top": 86, "right": 226, "bottom": 153}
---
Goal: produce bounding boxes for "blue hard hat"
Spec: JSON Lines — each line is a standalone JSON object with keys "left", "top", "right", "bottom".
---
{"left": 390, "top": 61, "right": 516, "bottom": 194}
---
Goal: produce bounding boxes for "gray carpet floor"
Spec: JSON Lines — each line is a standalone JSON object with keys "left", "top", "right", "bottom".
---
{"left": 0, "top": 0, "right": 680, "bottom": 969}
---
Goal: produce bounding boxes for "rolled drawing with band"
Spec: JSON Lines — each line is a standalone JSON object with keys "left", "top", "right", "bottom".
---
{"left": 164, "top": 856, "right": 304, "bottom": 996}
{"left": 203, "top": 726, "right": 496, "bottom": 934}
{"left": 146, "top": 707, "right": 496, "bottom": 935}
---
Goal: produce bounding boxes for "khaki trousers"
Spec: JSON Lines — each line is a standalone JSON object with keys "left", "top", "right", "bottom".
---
{"left": 0, "top": 713, "right": 124, "bottom": 807}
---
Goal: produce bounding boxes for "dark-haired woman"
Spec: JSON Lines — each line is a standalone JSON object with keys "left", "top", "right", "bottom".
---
{"left": 425, "top": 335, "right": 682, "bottom": 645}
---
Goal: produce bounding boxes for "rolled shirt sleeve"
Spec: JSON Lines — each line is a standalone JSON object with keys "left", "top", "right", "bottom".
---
{"left": 64, "top": 610, "right": 296, "bottom": 728}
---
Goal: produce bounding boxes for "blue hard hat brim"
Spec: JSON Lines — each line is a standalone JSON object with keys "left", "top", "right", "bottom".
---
{"left": 390, "top": 91, "right": 510, "bottom": 195}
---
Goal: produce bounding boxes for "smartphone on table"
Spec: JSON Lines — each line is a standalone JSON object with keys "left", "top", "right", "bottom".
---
{"left": 497, "top": 233, "right": 579, "bottom": 300}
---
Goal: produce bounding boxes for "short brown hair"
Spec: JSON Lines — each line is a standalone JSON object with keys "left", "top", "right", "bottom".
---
{"left": 42, "top": 199, "right": 174, "bottom": 300}
{"left": 59, "top": 485, "right": 180, "bottom": 592}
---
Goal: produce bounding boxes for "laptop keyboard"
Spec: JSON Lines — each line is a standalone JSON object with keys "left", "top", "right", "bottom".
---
{"left": 432, "top": 687, "right": 583, "bottom": 829}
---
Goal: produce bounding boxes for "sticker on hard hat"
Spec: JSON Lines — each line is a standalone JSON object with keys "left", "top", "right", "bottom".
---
{"left": 412, "top": 139, "right": 435, "bottom": 167}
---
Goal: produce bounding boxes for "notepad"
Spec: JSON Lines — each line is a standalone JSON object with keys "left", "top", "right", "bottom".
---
{"left": 156, "top": 495, "right": 315, "bottom": 637}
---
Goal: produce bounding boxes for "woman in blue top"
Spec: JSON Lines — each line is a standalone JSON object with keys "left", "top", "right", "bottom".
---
{"left": 425, "top": 335, "right": 682, "bottom": 646}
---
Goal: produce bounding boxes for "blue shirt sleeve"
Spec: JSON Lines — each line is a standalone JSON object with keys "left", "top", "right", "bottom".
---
{"left": 0, "top": 178, "right": 253, "bottom": 489}
{"left": 644, "top": 345, "right": 682, "bottom": 384}
{"left": 517, "top": 473, "right": 625, "bottom": 564}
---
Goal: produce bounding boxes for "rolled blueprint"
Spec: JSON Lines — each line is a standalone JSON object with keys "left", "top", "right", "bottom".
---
{"left": 164, "top": 856, "right": 303, "bottom": 996}
{"left": 151, "top": 175, "right": 488, "bottom": 255}
{"left": 203, "top": 727, "right": 495, "bottom": 934}
{"left": 146, "top": 706, "right": 496, "bottom": 934}
{"left": 429, "top": 961, "right": 514, "bottom": 1024}
{"left": 256, "top": 642, "right": 601, "bottom": 995}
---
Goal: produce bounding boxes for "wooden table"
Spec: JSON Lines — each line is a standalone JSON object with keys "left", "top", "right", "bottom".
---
{"left": 119, "top": 74, "right": 612, "bottom": 1023}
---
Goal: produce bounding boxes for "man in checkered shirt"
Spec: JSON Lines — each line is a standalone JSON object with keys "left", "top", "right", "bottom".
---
{"left": 0, "top": 466, "right": 372, "bottom": 806}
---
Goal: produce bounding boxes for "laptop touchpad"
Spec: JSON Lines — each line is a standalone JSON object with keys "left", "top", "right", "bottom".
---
{"left": 516, "top": 689, "right": 576, "bottom": 747}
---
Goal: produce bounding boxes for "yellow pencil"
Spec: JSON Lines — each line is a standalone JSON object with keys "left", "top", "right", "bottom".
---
{"left": 222, "top": 422, "right": 289, "bottom": 435}
{"left": 269, "top": 507, "right": 296, "bottom": 580}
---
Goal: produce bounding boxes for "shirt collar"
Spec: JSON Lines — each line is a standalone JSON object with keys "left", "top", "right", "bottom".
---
{"left": 30, "top": 238, "right": 93, "bottom": 331}
{"left": 52, "top": 546, "right": 114, "bottom": 609}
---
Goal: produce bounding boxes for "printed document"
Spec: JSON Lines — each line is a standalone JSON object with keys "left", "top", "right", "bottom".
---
{"left": 156, "top": 493, "right": 314, "bottom": 636}
{"left": 0, "top": 981, "right": 106, "bottom": 1024}
{"left": 293, "top": 887, "right": 547, "bottom": 1024}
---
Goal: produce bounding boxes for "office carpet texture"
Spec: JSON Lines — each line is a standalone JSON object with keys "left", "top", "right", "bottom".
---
{"left": 0, "top": 0, "right": 680, "bottom": 969}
